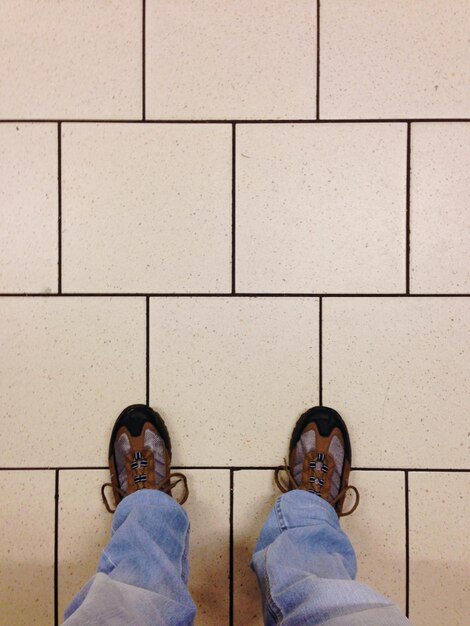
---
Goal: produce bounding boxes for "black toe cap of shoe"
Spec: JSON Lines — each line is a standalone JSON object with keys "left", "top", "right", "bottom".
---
{"left": 289, "top": 406, "right": 352, "bottom": 462}
{"left": 108, "top": 404, "right": 172, "bottom": 459}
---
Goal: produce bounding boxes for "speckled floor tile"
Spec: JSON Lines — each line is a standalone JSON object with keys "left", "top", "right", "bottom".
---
{"left": 149, "top": 297, "right": 318, "bottom": 466}
{"left": 58, "top": 470, "right": 110, "bottom": 622}
{"left": 0, "top": 1, "right": 141, "bottom": 119}
{"left": 0, "top": 124, "right": 57, "bottom": 293}
{"left": 233, "top": 469, "right": 406, "bottom": 625}
{"left": 323, "top": 297, "right": 470, "bottom": 467}
{"left": 0, "top": 470, "right": 55, "bottom": 626}
{"left": 341, "top": 470, "right": 406, "bottom": 611}
{"left": 185, "top": 470, "right": 230, "bottom": 626}
{"left": 236, "top": 123, "right": 406, "bottom": 293}
{"left": 146, "top": 0, "right": 316, "bottom": 119}
{"left": 321, "top": 0, "right": 470, "bottom": 118}
{"left": 410, "top": 123, "right": 470, "bottom": 293}
{"left": 62, "top": 124, "right": 231, "bottom": 293}
{"left": 409, "top": 472, "right": 470, "bottom": 626}
{"left": 0, "top": 0, "right": 469, "bottom": 622}
{"left": 0, "top": 297, "right": 145, "bottom": 466}
{"left": 233, "top": 470, "right": 277, "bottom": 626}
{"left": 58, "top": 469, "right": 229, "bottom": 626}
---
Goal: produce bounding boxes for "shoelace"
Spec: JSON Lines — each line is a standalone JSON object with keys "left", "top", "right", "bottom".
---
{"left": 101, "top": 448, "right": 189, "bottom": 513}
{"left": 274, "top": 457, "right": 360, "bottom": 517}
{"left": 101, "top": 473, "right": 189, "bottom": 513}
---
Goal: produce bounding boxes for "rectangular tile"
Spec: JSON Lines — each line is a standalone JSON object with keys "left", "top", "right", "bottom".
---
{"left": 0, "top": 123, "right": 57, "bottom": 293}
{"left": 410, "top": 123, "right": 470, "bottom": 293}
{"left": 321, "top": 0, "right": 470, "bottom": 118}
{"left": 236, "top": 123, "right": 406, "bottom": 293}
{"left": 233, "top": 469, "right": 405, "bottom": 625}
{"left": 58, "top": 469, "right": 229, "bottom": 626}
{"left": 62, "top": 124, "right": 232, "bottom": 293}
{"left": 0, "top": 470, "right": 55, "bottom": 626}
{"left": 0, "top": 297, "right": 145, "bottom": 466}
{"left": 146, "top": 0, "right": 316, "bottom": 119}
{"left": 150, "top": 297, "right": 318, "bottom": 465}
{"left": 0, "top": 1, "right": 141, "bottom": 119}
{"left": 58, "top": 470, "right": 110, "bottom": 622}
{"left": 185, "top": 470, "right": 230, "bottom": 626}
{"left": 323, "top": 297, "right": 470, "bottom": 467}
{"left": 341, "top": 470, "right": 406, "bottom": 612}
{"left": 233, "top": 470, "right": 277, "bottom": 626}
{"left": 409, "top": 472, "right": 470, "bottom": 626}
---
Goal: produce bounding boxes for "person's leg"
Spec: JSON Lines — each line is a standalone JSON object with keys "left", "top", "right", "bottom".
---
{"left": 251, "top": 406, "right": 410, "bottom": 626}
{"left": 252, "top": 490, "right": 409, "bottom": 626}
{"left": 63, "top": 404, "right": 196, "bottom": 626}
{"left": 64, "top": 490, "right": 196, "bottom": 626}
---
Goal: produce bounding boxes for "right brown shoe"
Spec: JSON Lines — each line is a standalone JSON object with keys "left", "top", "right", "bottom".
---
{"left": 275, "top": 406, "right": 359, "bottom": 517}
{"left": 101, "top": 404, "right": 188, "bottom": 513}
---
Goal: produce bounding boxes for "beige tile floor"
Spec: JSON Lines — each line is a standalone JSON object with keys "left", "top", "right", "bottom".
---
{"left": 0, "top": 2, "right": 469, "bottom": 626}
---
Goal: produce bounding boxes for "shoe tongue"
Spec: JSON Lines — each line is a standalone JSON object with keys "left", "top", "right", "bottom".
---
{"left": 115, "top": 427, "right": 167, "bottom": 495}
{"left": 292, "top": 430, "right": 345, "bottom": 501}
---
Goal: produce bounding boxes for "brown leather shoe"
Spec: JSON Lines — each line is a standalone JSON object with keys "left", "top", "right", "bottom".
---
{"left": 101, "top": 404, "right": 188, "bottom": 513}
{"left": 275, "top": 406, "right": 359, "bottom": 517}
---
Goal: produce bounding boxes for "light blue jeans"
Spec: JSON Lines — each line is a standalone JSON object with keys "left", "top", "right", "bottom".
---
{"left": 64, "top": 489, "right": 410, "bottom": 625}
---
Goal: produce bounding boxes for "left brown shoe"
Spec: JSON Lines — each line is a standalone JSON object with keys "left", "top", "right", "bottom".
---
{"left": 101, "top": 404, "right": 188, "bottom": 513}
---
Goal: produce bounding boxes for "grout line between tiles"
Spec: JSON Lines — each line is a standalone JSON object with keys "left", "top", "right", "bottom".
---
{"left": 1, "top": 293, "right": 469, "bottom": 298}
{"left": 353, "top": 467, "right": 470, "bottom": 472}
{"left": 54, "top": 469, "right": 59, "bottom": 626}
{"left": 146, "top": 296, "right": 150, "bottom": 404}
{"left": 406, "top": 123, "right": 411, "bottom": 294}
{"left": 1, "top": 118, "right": 470, "bottom": 124}
{"left": 57, "top": 122, "right": 62, "bottom": 294}
{"left": 1, "top": 466, "right": 469, "bottom": 472}
{"left": 232, "top": 123, "right": 236, "bottom": 294}
{"left": 316, "top": 0, "right": 321, "bottom": 120}
{"left": 142, "top": 0, "right": 146, "bottom": 120}
{"left": 229, "top": 468, "right": 234, "bottom": 626}
{"left": 319, "top": 296, "right": 323, "bottom": 404}
{"left": 405, "top": 470, "right": 410, "bottom": 617}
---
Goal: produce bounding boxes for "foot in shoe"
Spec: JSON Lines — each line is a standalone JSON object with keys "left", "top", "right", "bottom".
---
{"left": 275, "top": 406, "right": 359, "bottom": 517}
{"left": 102, "top": 404, "right": 188, "bottom": 513}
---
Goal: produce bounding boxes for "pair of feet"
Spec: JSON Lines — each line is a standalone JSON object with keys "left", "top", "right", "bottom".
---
{"left": 102, "top": 404, "right": 359, "bottom": 517}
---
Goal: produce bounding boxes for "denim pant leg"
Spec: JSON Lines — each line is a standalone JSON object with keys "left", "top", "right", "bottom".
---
{"left": 63, "top": 490, "right": 196, "bottom": 626}
{"left": 251, "top": 490, "right": 411, "bottom": 626}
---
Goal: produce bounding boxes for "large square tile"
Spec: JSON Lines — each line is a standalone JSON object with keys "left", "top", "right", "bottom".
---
{"left": 0, "top": 470, "right": 55, "bottom": 626}
{"left": 0, "top": 124, "right": 57, "bottom": 293}
{"left": 0, "top": 297, "right": 145, "bottom": 466}
{"left": 150, "top": 297, "right": 318, "bottom": 465}
{"left": 410, "top": 123, "right": 470, "bottom": 293}
{"left": 0, "top": 1, "right": 141, "bottom": 119}
{"left": 323, "top": 297, "right": 470, "bottom": 467}
{"left": 233, "top": 470, "right": 406, "bottom": 625}
{"left": 146, "top": 0, "right": 316, "bottom": 119}
{"left": 321, "top": 0, "right": 470, "bottom": 118}
{"left": 58, "top": 469, "right": 229, "bottom": 626}
{"left": 236, "top": 124, "right": 406, "bottom": 293}
{"left": 409, "top": 472, "right": 470, "bottom": 626}
{"left": 62, "top": 124, "right": 231, "bottom": 293}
